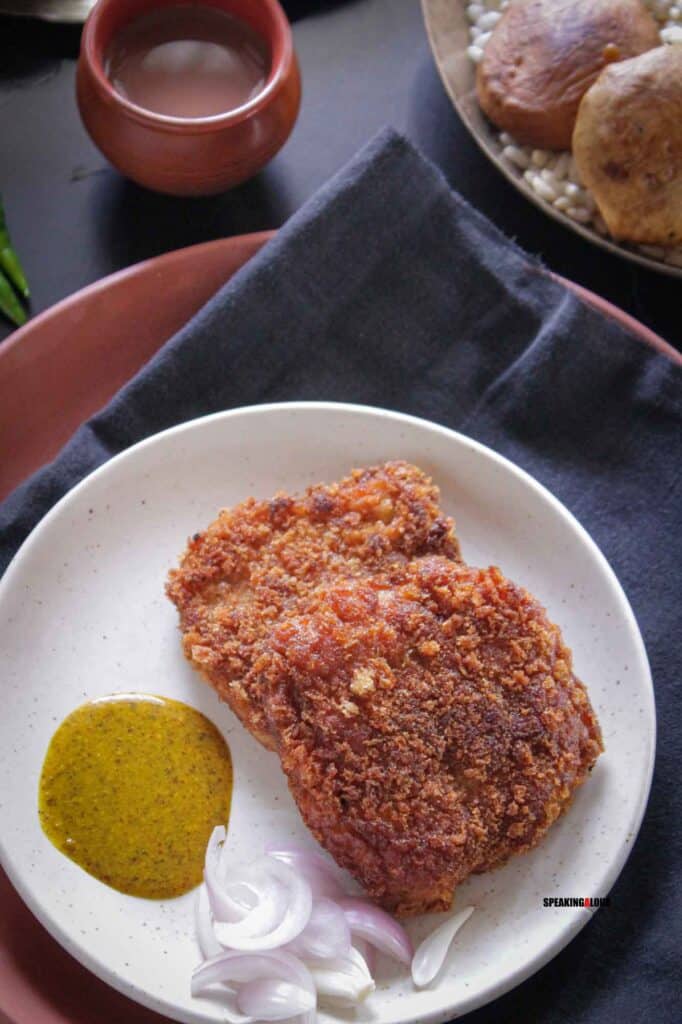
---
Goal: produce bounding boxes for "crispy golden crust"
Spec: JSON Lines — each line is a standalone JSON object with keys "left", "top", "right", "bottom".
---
{"left": 476, "top": 0, "right": 659, "bottom": 150}
{"left": 572, "top": 46, "right": 682, "bottom": 246}
{"left": 261, "top": 557, "right": 603, "bottom": 916}
{"left": 166, "top": 463, "right": 460, "bottom": 747}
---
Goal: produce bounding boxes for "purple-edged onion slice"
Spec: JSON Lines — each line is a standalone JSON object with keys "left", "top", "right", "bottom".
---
{"left": 265, "top": 843, "right": 349, "bottom": 900}
{"left": 236, "top": 979, "right": 316, "bottom": 1021}
{"left": 212, "top": 857, "right": 312, "bottom": 951}
{"left": 287, "top": 898, "right": 351, "bottom": 961}
{"left": 352, "top": 937, "right": 376, "bottom": 976}
{"left": 411, "top": 906, "right": 475, "bottom": 987}
{"left": 336, "top": 898, "right": 413, "bottom": 966}
{"left": 192, "top": 949, "right": 316, "bottom": 1024}
{"left": 204, "top": 826, "right": 252, "bottom": 924}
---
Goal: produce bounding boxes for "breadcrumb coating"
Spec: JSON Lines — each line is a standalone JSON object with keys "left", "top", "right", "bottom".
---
{"left": 166, "top": 463, "right": 460, "bottom": 747}
{"left": 261, "top": 557, "right": 603, "bottom": 916}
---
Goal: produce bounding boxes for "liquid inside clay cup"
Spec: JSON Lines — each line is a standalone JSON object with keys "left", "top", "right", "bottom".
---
{"left": 77, "top": 0, "right": 301, "bottom": 196}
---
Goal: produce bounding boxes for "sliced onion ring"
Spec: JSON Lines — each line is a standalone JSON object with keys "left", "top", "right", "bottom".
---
{"left": 411, "top": 906, "right": 475, "bottom": 987}
{"left": 287, "top": 898, "right": 351, "bottom": 961}
{"left": 265, "top": 843, "right": 349, "bottom": 900}
{"left": 192, "top": 948, "right": 314, "bottom": 994}
{"left": 213, "top": 857, "right": 312, "bottom": 951}
{"left": 206, "top": 830, "right": 291, "bottom": 940}
{"left": 336, "top": 898, "right": 413, "bottom": 966}
{"left": 219, "top": 870, "right": 288, "bottom": 939}
{"left": 236, "top": 979, "right": 316, "bottom": 1021}
{"left": 308, "top": 946, "right": 375, "bottom": 1006}
{"left": 204, "top": 827, "right": 249, "bottom": 924}
{"left": 195, "top": 884, "right": 222, "bottom": 960}
{"left": 352, "top": 937, "right": 376, "bottom": 976}
{"left": 192, "top": 950, "right": 316, "bottom": 1024}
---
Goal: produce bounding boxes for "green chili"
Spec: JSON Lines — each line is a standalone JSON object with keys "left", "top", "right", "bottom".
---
{"left": 0, "top": 268, "right": 27, "bottom": 327}
{"left": 0, "top": 195, "right": 29, "bottom": 300}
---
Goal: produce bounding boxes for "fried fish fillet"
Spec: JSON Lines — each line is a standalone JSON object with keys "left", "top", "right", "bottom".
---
{"left": 260, "top": 556, "right": 603, "bottom": 916}
{"left": 166, "top": 463, "right": 460, "bottom": 747}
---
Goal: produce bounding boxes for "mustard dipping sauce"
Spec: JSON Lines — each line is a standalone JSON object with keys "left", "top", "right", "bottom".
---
{"left": 38, "top": 694, "right": 232, "bottom": 899}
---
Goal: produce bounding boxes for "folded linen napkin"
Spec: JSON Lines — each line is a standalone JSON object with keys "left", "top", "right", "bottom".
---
{"left": 1, "top": 130, "right": 680, "bottom": 1023}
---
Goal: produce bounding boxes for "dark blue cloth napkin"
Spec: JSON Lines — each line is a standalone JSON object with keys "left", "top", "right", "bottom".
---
{"left": 1, "top": 130, "right": 680, "bottom": 1022}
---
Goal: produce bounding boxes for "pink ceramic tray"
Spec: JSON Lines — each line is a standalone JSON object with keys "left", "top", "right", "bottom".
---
{"left": 1, "top": 231, "right": 679, "bottom": 502}
{"left": 0, "top": 232, "right": 678, "bottom": 1024}
{"left": 0, "top": 231, "right": 274, "bottom": 501}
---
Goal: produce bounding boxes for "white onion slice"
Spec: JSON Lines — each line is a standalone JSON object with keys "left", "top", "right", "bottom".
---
{"left": 287, "top": 898, "right": 351, "bottom": 960}
{"left": 192, "top": 948, "right": 314, "bottom": 995}
{"left": 195, "top": 884, "right": 223, "bottom": 960}
{"left": 352, "top": 937, "right": 376, "bottom": 976}
{"left": 336, "top": 898, "right": 413, "bottom": 966}
{"left": 203, "top": 996, "right": 254, "bottom": 1024}
{"left": 196, "top": 834, "right": 474, "bottom": 1020}
{"left": 236, "top": 979, "right": 316, "bottom": 1021}
{"left": 308, "top": 946, "right": 375, "bottom": 1006}
{"left": 213, "top": 858, "right": 312, "bottom": 951}
{"left": 218, "top": 870, "right": 287, "bottom": 940}
{"left": 196, "top": 989, "right": 254, "bottom": 1024}
{"left": 204, "top": 827, "right": 250, "bottom": 923}
{"left": 192, "top": 950, "right": 316, "bottom": 1024}
{"left": 206, "top": 831, "right": 290, "bottom": 939}
{"left": 411, "top": 906, "right": 475, "bottom": 988}
{"left": 224, "top": 881, "right": 259, "bottom": 912}
{"left": 265, "top": 843, "right": 349, "bottom": 900}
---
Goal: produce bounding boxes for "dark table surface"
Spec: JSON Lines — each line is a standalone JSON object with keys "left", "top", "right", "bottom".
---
{"left": 0, "top": 0, "right": 680, "bottom": 350}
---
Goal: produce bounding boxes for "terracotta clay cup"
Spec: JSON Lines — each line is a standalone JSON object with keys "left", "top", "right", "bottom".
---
{"left": 77, "top": 0, "right": 301, "bottom": 195}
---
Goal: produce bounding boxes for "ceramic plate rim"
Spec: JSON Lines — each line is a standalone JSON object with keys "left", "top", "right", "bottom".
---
{"left": 0, "top": 401, "right": 657, "bottom": 1024}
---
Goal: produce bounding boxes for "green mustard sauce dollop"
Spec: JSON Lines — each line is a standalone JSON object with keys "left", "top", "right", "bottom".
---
{"left": 39, "top": 693, "right": 233, "bottom": 899}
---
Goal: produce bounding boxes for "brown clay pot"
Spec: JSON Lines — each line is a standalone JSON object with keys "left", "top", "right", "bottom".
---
{"left": 76, "top": 0, "right": 301, "bottom": 196}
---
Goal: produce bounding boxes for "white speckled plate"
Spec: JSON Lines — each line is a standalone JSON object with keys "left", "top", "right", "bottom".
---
{"left": 0, "top": 403, "right": 655, "bottom": 1024}
{"left": 421, "top": 0, "right": 682, "bottom": 279}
